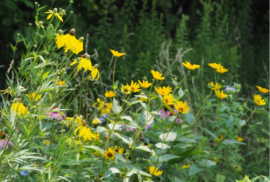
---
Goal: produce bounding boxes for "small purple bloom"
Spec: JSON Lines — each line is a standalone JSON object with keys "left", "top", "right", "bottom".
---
{"left": 46, "top": 112, "right": 66, "bottom": 121}
{"left": 0, "top": 139, "right": 14, "bottom": 150}
{"left": 225, "top": 86, "right": 236, "bottom": 94}
{"left": 20, "top": 170, "right": 27, "bottom": 176}
{"left": 98, "top": 114, "right": 107, "bottom": 124}
{"left": 44, "top": 155, "right": 47, "bottom": 159}
{"left": 145, "top": 124, "right": 151, "bottom": 130}
{"left": 158, "top": 109, "right": 170, "bottom": 118}
{"left": 126, "top": 127, "right": 138, "bottom": 133}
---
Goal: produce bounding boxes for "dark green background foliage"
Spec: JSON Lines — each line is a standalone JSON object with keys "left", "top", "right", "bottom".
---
{"left": 0, "top": 0, "right": 269, "bottom": 178}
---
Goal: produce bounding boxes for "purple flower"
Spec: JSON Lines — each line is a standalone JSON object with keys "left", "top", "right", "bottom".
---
{"left": 98, "top": 114, "right": 107, "bottom": 124}
{"left": 46, "top": 112, "right": 66, "bottom": 121}
{"left": 20, "top": 170, "right": 27, "bottom": 176}
{"left": 0, "top": 139, "right": 14, "bottom": 150}
{"left": 158, "top": 109, "right": 171, "bottom": 118}
{"left": 126, "top": 127, "right": 138, "bottom": 133}
{"left": 159, "top": 106, "right": 183, "bottom": 124}
{"left": 225, "top": 86, "right": 236, "bottom": 94}
{"left": 145, "top": 124, "right": 151, "bottom": 130}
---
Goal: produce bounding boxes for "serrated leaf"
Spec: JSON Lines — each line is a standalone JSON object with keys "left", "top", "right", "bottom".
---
{"left": 155, "top": 143, "right": 171, "bottom": 149}
{"left": 159, "top": 132, "right": 177, "bottom": 141}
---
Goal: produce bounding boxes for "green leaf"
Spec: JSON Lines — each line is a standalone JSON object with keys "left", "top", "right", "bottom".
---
{"left": 115, "top": 153, "right": 126, "bottom": 162}
{"left": 189, "top": 164, "right": 204, "bottom": 175}
{"left": 222, "top": 139, "right": 246, "bottom": 145}
{"left": 178, "top": 88, "right": 184, "bottom": 98}
{"left": 185, "top": 112, "right": 195, "bottom": 125}
{"left": 121, "top": 115, "right": 133, "bottom": 122}
{"left": 198, "top": 159, "right": 216, "bottom": 168}
{"left": 136, "top": 146, "right": 152, "bottom": 152}
{"left": 155, "top": 143, "right": 171, "bottom": 149}
{"left": 10, "top": 43, "right": 17, "bottom": 52}
{"left": 95, "top": 126, "right": 107, "bottom": 132}
{"left": 177, "top": 138, "right": 198, "bottom": 143}
{"left": 157, "top": 154, "right": 180, "bottom": 162}
{"left": 42, "top": 71, "right": 50, "bottom": 79}
{"left": 112, "top": 98, "right": 122, "bottom": 114}
{"left": 108, "top": 124, "right": 122, "bottom": 131}
{"left": 216, "top": 174, "right": 226, "bottom": 182}
{"left": 102, "top": 167, "right": 120, "bottom": 179}
{"left": 139, "top": 111, "right": 154, "bottom": 125}
{"left": 84, "top": 146, "right": 104, "bottom": 154}
{"left": 113, "top": 133, "right": 133, "bottom": 145}
{"left": 23, "top": 0, "right": 34, "bottom": 8}
{"left": 199, "top": 127, "right": 217, "bottom": 140}
{"left": 238, "top": 120, "right": 246, "bottom": 127}
{"left": 159, "top": 132, "right": 177, "bottom": 141}
{"left": 2, "top": 18, "right": 12, "bottom": 26}
{"left": 113, "top": 80, "right": 119, "bottom": 90}
{"left": 126, "top": 168, "right": 151, "bottom": 177}
{"left": 226, "top": 115, "right": 234, "bottom": 128}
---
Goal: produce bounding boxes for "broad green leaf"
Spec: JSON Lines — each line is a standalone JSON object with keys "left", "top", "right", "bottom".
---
{"left": 95, "top": 126, "right": 107, "bottom": 132}
{"left": 222, "top": 139, "right": 246, "bottom": 145}
{"left": 155, "top": 143, "right": 171, "bottom": 149}
{"left": 185, "top": 112, "right": 195, "bottom": 125}
{"left": 136, "top": 146, "right": 151, "bottom": 152}
{"left": 189, "top": 164, "right": 204, "bottom": 175}
{"left": 113, "top": 80, "right": 119, "bottom": 90}
{"left": 115, "top": 153, "right": 126, "bottom": 162}
{"left": 42, "top": 71, "right": 50, "bottom": 79}
{"left": 177, "top": 138, "right": 198, "bottom": 143}
{"left": 121, "top": 115, "right": 133, "bottom": 122}
{"left": 112, "top": 98, "right": 122, "bottom": 114}
{"left": 84, "top": 146, "right": 104, "bottom": 154}
{"left": 134, "top": 95, "right": 148, "bottom": 99}
{"left": 155, "top": 154, "right": 180, "bottom": 162}
{"left": 126, "top": 168, "right": 151, "bottom": 177}
{"left": 199, "top": 127, "right": 217, "bottom": 140}
{"left": 238, "top": 120, "right": 245, "bottom": 127}
{"left": 159, "top": 132, "right": 177, "bottom": 141}
{"left": 226, "top": 115, "right": 234, "bottom": 128}
{"left": 139, "top": 111, "right": 154, "bottom": 125}
{"left": 178, "top": 88, "right": 184, "bottom": 98}
{"left": 108, "top": 123, "right": 122, "bottom": 131}
{"left": 113, "top": 133, "right": 133, "bottom": 145}
{"left": 216, "top": 174, "right": 226, "bottom": 182}
{"left": 102, "top": 167, "right": 120, "bottom": 179}
{"left": 198, "top": 159, "right": 216, "bottom": 168}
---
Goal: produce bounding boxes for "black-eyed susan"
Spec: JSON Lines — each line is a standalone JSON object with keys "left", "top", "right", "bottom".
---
{"left": 235, "top": 136, "right": 243, "bottom": 142}
{"left": 121, "top": 84, "right": 131, "bottom": 94}
{"left": 26, "top": 92, "right": 42, "bottom": 101}
{"left": 45, "top": 8, "right": 63, "bottom": 22}
{"left": 98, "top": 173, "right": 103, "bottom": 180}
{"left": 256, "top": 86, "right": 270, "bottom": 93}
{"left": 215, "top": 90, "right": 228, "bottom": 99}
{"left": 149, "top": 166, "right": 163, "bottom": 176}
{"left": 77, "top": 56, "right": 92, "bottom": 72}
{"left": 104, "top": 148, "right": 115, "bottom": 160}
{"left": 138, "top": 80, "right": 152, "bottom": 88}
{"left": 92, "top": 118, "right": 100, "bottom": 124}
{"left": 155, "top": 86, "right": 172, "bottom": 96}
{"left": 114, "top": 145, "right": 124, "bottom": 154}
{"left": 216, "top": 66, "right": 228, "bottom": 73}
{"left": 254, "top": 94, "right": 266, "bottom": 106}
{"left": 74, "top": 122, "right": 96, "bottom": 141}
{"left": 110, "top": 49, "right": 125, "bottom": 57}
{"left": 208, "top": 82, "right": 221, "bottom": 91}
{"left": 182, "top": 164, "right": 191, "bottom": 169}
{"left": 208, "top": 63, "right": 222, "bottom": 70}
{"left": 151, "top": 70, "right": 165, "bottom": 80}
{"left": 217, "top": 135, "right": 223, "bottom": 141}
{"left": 105, "top": 91, "right": 116, "bottom": 98}
{"left": 11, "top": 102, "right": 29, "bottom": 115}
{"left": 163, "top": 94, "right": 174, "bottom": 105}
{"left": 182, "top": 61, "right": 200, "bottom": 70}
{"left": 130, "top": 81, "right": 141, "bottom": 92}
{"left": 174, "top": 101, "right": 190, "bottom": 114}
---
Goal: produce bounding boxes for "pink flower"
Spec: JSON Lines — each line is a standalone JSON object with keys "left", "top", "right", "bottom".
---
{"left": 159, "top": 106, "right": 183, "bottom": 124}
{"left": 46, "top": 112, "right": 66, "bottom": 120}
{"left": 0, "top": 139, "right": 14, "bottom": 150}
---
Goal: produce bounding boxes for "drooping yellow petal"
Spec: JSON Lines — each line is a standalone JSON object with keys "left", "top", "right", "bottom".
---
{"left": 56, "top": 14, "right": 63, "bottom": 22}
{"left": 47, "top": 13, "right": 53, "bottom": 20}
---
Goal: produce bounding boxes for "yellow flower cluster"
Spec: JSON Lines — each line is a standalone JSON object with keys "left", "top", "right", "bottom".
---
{"left": 209, "top": 62, "right": 228, "bottom": 73}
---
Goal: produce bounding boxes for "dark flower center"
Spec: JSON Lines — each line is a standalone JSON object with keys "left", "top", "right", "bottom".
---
{"left": 107, "top": 152, "right": 113, "bottom": 158}
{"left": 0, "top": 132, "right": 6, "bottom": 139}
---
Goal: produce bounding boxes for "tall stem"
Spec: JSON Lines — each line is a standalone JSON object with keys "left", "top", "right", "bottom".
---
{"left": 112, "top": 57, "right": 117, "bottom": 89}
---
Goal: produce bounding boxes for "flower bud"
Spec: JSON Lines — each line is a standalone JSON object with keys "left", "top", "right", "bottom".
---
{"left": 233, "top": 83, "right": 241, "bottom": 90}
{"left": 70, "top": 11, "right": 74, "bottom": 14}
{"left": 79, "top": 37, "right": 84, "bottom": 42}
{"left": 74, "top": 115, "right": 77, "bottom": 118}
{"left": 86, "top": 55, "right": 91, "bottom": 59}
{"left": 29, "top": 23, "right": 32, "bottom": 26}
{"left": 225, "top": 86, "right": 235, "bottom": 94}
{"left": 69, "top": 28, "right": 75, "bottom": 36}
{"left": 70, "top": 0, "right": 74, "bottom": 3}
{"left": 53, "top": 8, "right": 58, "bottom": 13}
{"left": 61, "top": 9, "right": 66, "bottom": 15}
{"left": 238, "top": 107, "right": 244, "bottom": 112}
{"left": 82, "top": 120, "right": 87, "bottom": 126}
{"left": 93, "top": 64, "right": 98, "bottom": 69}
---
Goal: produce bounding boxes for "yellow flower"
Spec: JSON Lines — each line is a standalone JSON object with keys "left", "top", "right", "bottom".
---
{"left": 70, "top": 60, "right": 77, "bottom": 66}
{"left": 77, "top": 57, "right": 92, "bottom": 72}
{"left": 182, "top": 164, "right": 191, "bottom": 169}
{"left": 208, "top": 82, "right": 221, "bottom": 91}
{"left": 151, "top": 70, "right": 165, "bottom": 80}
{"left": 139, "top": 97, "right": 148, "bottom": 102}
{"left": 256, "top": 86, "right": 270, "bottom": 93}
{"left": 114, "top": 145, "right": 124, "bottom": 154}
{"left": 149, "top": 166, "right": 163, "bottom": 176}
{"left": 105, "top": 91, "right": 116, "bottom": 98}
{"left": 45, "top": 9, "right": 63, "bottom": 22}
{"left": 215, "top": 90, "right": 228, "bottom": 99}
{"left": 214, "top": 158, "right": 219, "bottom": 163}
{"left": 94, "top": 132, "right": 100, "bottom": 140}
{"left": 155, "top": 86, "right": 172, "bottom": 96}
{"left": 63, "top": 29, "right": 83, "bottom": 55}
{"left": 208, "top": 63, "right": 222, "bottom": 70}
{"left": 235, "top": 136, "right": 243, "bottom": 142}
{"left": 254, "top": 94, "right": 266, "bottom": 106}
{"left": 92, "top": 118, "right": 100, "bottom": 124}
{"left": 97, "top": 100, "right": 112, "bottom": 116}
{"left": 104, "top": 148, "right": 115, "bottom": 160}
{"left": 182, "top": 61, "right": 200, "bottom": 70}
{"left": 74, "top": 125, "right": 96, "bottom": 141}
{"left": 121, "top": 84, "right": 131, "bottom": 94}
{"left": 56, "top": 80, "right": 66, "bottom": 86}
{"left": 26, "top": 92, "right": 42, "bottom": 101}
{"left": 93, "top": 151, "right": 101, "bottom": 157}
{"left": 110, "top": 49, "right": 125, "bottom": 57}
{"left": 216, "top": 66, "right": 228, "bottom": 73}
{"left": 138, "top": 80, "right": 152, "bottom": 88}
{"left": 130, "top": 81, "right": 141, "bottom": 92}
{"left": 11, "top": 103, "right": 29, "bottom": 115}
{"left": 174, "top": 101, "right": 190, "bottom": 114}
{"left": 163, "top": 94, "right": 174, "bottom": 105}
{"left": 90, "top": 64, "right": 100, "bottom": 81}
{"left": 55, "top": 34, "right": 65, "bottom": 49}
{"left": 42, "top": 139, "right": 51, "bottom": 146}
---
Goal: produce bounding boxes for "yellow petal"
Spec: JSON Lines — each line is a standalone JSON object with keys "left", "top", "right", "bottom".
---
{"left": 47, "top": 14, "right": 53, "bottom": 20}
